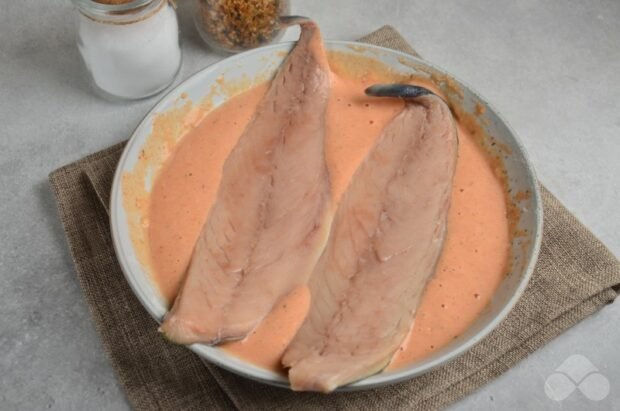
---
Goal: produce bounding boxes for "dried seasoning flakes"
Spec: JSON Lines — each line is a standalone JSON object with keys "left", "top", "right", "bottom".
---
{"left": 198, "top": 0, "right": 285, "bottom": 50}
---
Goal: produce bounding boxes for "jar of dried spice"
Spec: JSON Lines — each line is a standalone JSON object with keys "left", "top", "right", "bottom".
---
{"left": 193, "top": 0, "right": 290, "bottom": 53}
{"left": 73, "top": 0, "right": 182, "bottom": 101}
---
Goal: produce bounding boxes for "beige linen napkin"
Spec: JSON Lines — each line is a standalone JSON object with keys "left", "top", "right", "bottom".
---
{"left": 49, "top": 26, "right": 620, "bottom": 410}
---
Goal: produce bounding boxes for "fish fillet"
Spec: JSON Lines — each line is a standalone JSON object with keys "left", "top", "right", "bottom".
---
{"left": 160, "top": 21, "right": 332, "bottom": 345}
{"left": 282, "top": 94, "right": 458, "bottom": 392}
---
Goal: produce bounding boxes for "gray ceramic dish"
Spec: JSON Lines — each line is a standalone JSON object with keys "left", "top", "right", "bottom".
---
{"left": 110, "top": 41, "right": 543, "bottom": 391}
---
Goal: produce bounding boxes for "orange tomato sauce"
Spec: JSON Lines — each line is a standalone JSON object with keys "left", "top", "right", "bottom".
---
{"left": 147, "top": 56, "right": 509, "bottom": 372}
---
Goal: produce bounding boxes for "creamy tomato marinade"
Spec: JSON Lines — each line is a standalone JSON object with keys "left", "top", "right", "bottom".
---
{"left": 147, "top": 55, "right": 510, "bottom": 373}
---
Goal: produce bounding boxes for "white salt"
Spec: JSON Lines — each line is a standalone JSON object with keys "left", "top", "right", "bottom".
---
{"left": 77, "top": 2, "right": 181, "bottom": 100}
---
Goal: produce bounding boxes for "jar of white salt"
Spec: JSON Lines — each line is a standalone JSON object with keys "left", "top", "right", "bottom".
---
{"left": 73, "top": 0, "right": 181, "bottom": 101}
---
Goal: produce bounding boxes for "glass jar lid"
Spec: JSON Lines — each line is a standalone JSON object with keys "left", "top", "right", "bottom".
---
{"left": 72, "top": 0, "right": 167, "bottom": 24}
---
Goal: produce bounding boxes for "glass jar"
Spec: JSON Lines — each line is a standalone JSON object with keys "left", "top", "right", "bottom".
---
{"left": 193, "top": 0, "right": 290, "bottom": 54}
{"left": 73, "top": 0, "right": 182, "bottom": 101}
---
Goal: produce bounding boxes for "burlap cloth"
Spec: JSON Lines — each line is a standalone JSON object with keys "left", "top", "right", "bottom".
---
{"left": 49, "top": 26, "right": 620, "bottom": 410}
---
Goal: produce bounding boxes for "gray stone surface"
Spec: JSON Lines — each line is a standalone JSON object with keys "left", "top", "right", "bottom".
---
{"left": 1, "top": 0, "right": 618, "bottom": 409}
